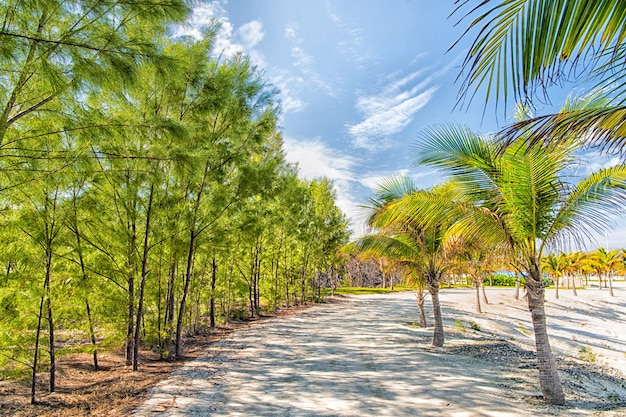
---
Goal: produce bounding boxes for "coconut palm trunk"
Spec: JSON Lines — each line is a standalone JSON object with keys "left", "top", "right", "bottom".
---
{"left": 527, "top": 260, "right": 565, "bottom": 405}
{"left": 427, "top": 266, "right": 444, "bottom": 347}
{"left": 415, "top": 290, "right": 428, "bottom": 327}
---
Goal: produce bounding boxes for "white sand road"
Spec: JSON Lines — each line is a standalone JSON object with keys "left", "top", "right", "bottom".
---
{"left": 133, "top": 285, "right": 626, "bottom": 417}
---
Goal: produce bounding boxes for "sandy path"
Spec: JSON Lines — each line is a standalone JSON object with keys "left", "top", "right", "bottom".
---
{"left": 133, "top": 286, "right": 626, "bottom": 417}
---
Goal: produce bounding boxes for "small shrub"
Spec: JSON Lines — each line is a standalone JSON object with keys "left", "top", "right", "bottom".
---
{"left": 579, "top": 346, "right": 596, "bottom": 362}
{"left": 517, "top": 322, "right": 530, "bottom": 336}
{"left": 469, "top": 320, "right": 481, "bottom": 331}
{"left": 489, "top": 273, "right": 521, "bottom": 287}
{"left": 455, "top": 319, "right": 466, "bottom": 332}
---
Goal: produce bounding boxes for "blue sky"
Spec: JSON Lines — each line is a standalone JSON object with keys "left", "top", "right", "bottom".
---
{"left": 178, "top": 0, "right": 626, "bottom": 249}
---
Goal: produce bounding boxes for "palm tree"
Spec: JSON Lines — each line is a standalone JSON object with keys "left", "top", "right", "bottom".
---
{"left": 344, "top": 176, "right": 461, "bottom": 347}
{"left": 542, "top": 253, "right": 567, "bottom": 299}
{"left": 448, "top": 236, "right": 501, "bottom": 312}
{"left": 454, "top": 0, "right": 626, "bottom": 152}
{"left": 589, "top": 247, "right": 623, "bottom": 296}
{"left": 413, "top": 124, "right": 626, "bottom": 405}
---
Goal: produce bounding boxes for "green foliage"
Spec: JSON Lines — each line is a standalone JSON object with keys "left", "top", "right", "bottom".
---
{"left": 489, "top": 274, "right": 521, "bottom": 287}
{"left": 454, "top": 319, "right": 466, "bottom": 332}
{"left": 469, "top": 321, "right": 481, "bottom": 331}
{"left": 0, "top": 2, "right": 350, "bottom": 387}
{"left": 579, "top": 346, "right": 596, "bottom": 363}
{"left": 517, "top": 323, "right": 530, "bottom": 336}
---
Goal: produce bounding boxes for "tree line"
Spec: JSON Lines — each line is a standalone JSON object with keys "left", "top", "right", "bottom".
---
{"left": 0, "top": 1, "right": 349, "bottom": 404}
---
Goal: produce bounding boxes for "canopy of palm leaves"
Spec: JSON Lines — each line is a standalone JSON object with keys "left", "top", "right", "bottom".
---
{"left": 454, "top": 0, "right": 626, "bottom": 152}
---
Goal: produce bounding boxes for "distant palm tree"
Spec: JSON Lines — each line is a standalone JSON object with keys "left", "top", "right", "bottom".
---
{"left": 413, "top": 123, "right": 626, "bottom": 405}
{"left": 344, "top": 176, "right": 462, "bottom": 347}
{"left": 542, "top": 253, "right": 567, "bottom": 299}
{"left": 454, "top": 0, "right": 626, "bottom": 152}
{"left": 589, "top": 247, "right": 623, "bottom": 296}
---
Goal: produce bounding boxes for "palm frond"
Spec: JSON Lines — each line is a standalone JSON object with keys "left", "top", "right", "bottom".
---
{"left": 453, "top": 0, "right": 626, "bottom": 108}
{"left": 546, "top": 164, "right": 626, "bottom": 251}
{"left": 500, "top": 105, "right": 626, "bottom": 154}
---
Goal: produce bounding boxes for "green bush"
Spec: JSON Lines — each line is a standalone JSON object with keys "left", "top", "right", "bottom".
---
{"left": 489, "top": 273, "right": 522, "bottom": 287}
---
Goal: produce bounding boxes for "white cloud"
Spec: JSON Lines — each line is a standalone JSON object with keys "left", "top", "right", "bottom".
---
{"left": 348, "top": 84, "right": 438, "bottom": 151}
{"left": 283, "top": 136, "right": 355, "bottom": 181}
{"left": 271, "top": 72, "right": 308, "bottom": 115}
{"left": 281, "top": 95, "right": 307, "bottom": 114}
{"left": 282, "top": 136, "right": 363, "bottom": 235}
{"left": 284, "top": 22, "right": 301, "bottom": 42}
{"left": 238, "top": 20, "right": 264, "bottom": 48}
{"left": 356, "top": 169, "right": 410, "bottom": 191}
{"left": 175, "top": 2, "right": 266, "bottom": 67}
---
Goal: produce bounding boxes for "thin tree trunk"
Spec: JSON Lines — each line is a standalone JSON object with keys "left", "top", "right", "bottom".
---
{"left": 571, "top": 274, "right": 578, "bottom": 297}
{"left": 555, "top": 277, "right": 560, "bottom": 299}
{"left": 163, "top": 252, "right": 177, "bottom": 359}
{"left": 527, "top": 259, "right": 565, "bottom": 405}
{"left": 227, "top": 242, "right": 238, "bottom": 324}
{"left": 45, "top": 243, "right": 56, "bottom": 393}
{"left": 46, "top": 287, "right": 55, "bottom": 393}
{"left": 514, "top": 274, "right": 521, "bottom": 299}
{"left": 70, "top": 191, "right": 100, "bottom": 370}
{"left": 429, "top": 285, "right": 444, "bottom": 347}
{"left": 480, "top": 281, "right": 489, "bottom": 305}
{"left": 133, "top": 184, "right": 154, "bottom": 371}
{"left": 608, "top": 273, "right": 614, "bottom": 296}
{"left": 125, "top": 221, "right": 137, "bottom": 366}
{"left": 415, "top": 290, "right": 428, "bottom": 328}
{"left": 176, "top": 229, "right": 196, "bottom": 358}
{"left": 31, "top": 290, "right": 46, "bottom": 404}
{"left": 85, "top": 300, "right": 99, "bottom": 370}
{"left": 474, "top": 278, "right": 482, "bottom": 313}
{"left": 210, "top": 256, "right": 217, "bottom": 328}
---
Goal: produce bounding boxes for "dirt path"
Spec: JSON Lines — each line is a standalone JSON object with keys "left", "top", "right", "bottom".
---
{"left": 133, "top": 288, "right": 626, "bottom": 417}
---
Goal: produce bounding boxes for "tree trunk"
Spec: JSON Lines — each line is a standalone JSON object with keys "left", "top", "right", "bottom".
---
{"left": 85, "top": 300, "right": 99, "bottom": 370}
{"left": 415, "top": 290, "right": 428, "bottom": 328}
{"left": 46, "top": 288, "right": 55, "bottom": 393}
{"left": 133, "top": 184, "right": 154, "bottom": 371}
{"left": 31, "top": 291, "right": 46, "bottom": 404}
{"left": 70, "top": 191, "right": 100, "bottom": 371}
{"left": 176, "top": 229, "right": 196, "bottom": 358}
{"left": 514, "top": 274, "right": 521, "bottom": 299}
{"left": 429, "top": 285, "right": 444, "bottom": 347}
{"left": 210, "top": 256, "right": 217, "bottom": 328}
{"left": 480, "top": 282, "right": 489, "bottom": 305}
{"left": 125, "top": 221, "right": 137, "bottom": 366}
{"left": 163, "top": 253, "right": 177, "bottom": 359}
{"left": 571, "top": 275, "right": 578, "bottom": 296}
{"left": 608, "top": 273, "right": 614, "bottom": 297}
{"left": 554, "top": 277, "right": 559, "bottom": 299}
{"left": 474, "top": 279, "right": 482, "bottom": 313}
{"left": 526, "top": 259, "right": 565, "bottom": 405}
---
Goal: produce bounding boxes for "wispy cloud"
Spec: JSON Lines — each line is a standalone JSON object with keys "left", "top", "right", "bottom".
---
{"left": 238, "top": 20, "right": 264, "bottom": 47}
{"left": 345, "top": 51, "right": 465, "bottom": 153}
{"left": 348, "top": 69, "right": 439, "bottom": 151}
{"left": 325, "top": 0, "right": 369, "bottom": 67}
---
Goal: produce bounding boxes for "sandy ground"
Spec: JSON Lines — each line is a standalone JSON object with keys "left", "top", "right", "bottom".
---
{"left": 133, "top": 284, "right": 626, "bottom": 417}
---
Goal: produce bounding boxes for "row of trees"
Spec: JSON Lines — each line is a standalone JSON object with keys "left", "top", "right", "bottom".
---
{"left": 0, "top": 1, "right": 349, "bottom": 404}
{"left": 347, "top": 0, "right": 626, "bottom": 403}
{"left": 344, "top": 99, "right": 626, "bottom": 406}
{"left": 542, "top": 247, "right": 626, "bottom": 297}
